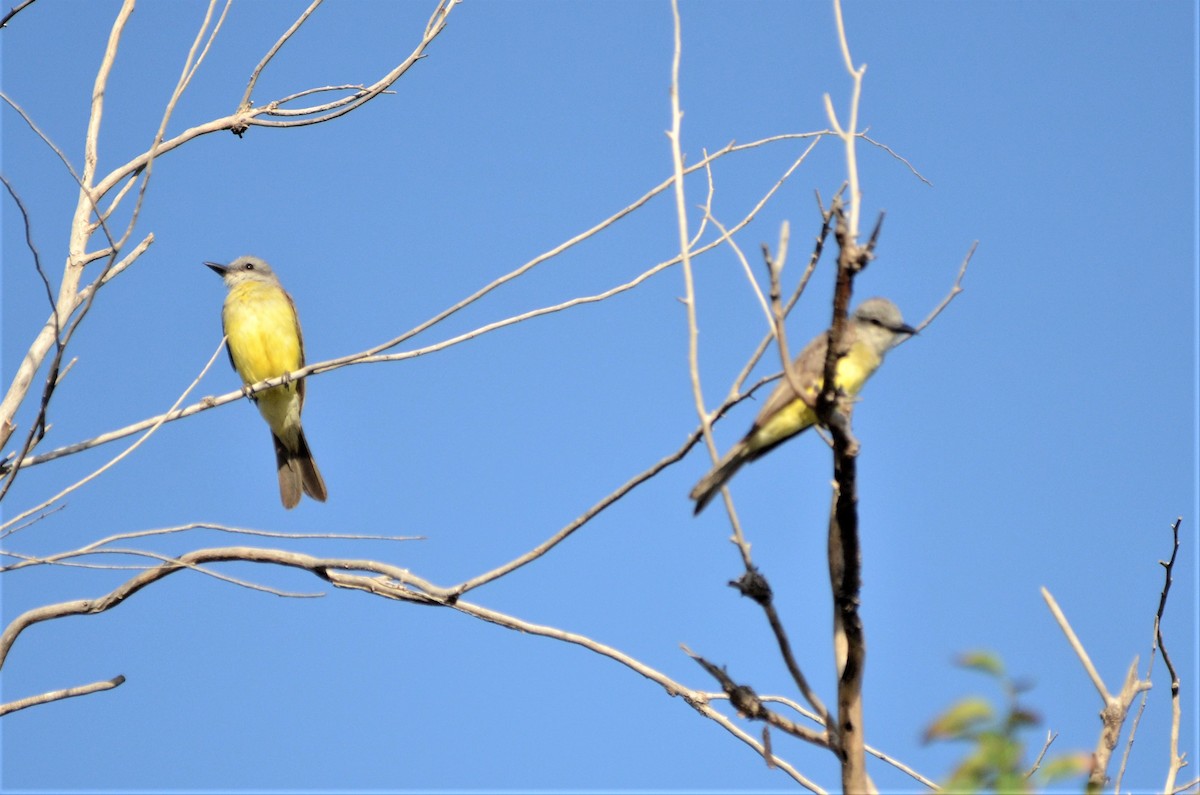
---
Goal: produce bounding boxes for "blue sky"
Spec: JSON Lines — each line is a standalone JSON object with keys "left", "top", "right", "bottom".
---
{"left": 1, "top": 1, "right": 1195, "bottom": 792}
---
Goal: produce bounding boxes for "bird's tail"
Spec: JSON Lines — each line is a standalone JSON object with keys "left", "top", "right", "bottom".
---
{"left": 689, "top": 442, "right": 752, "bottom": 515}
{"left": 273, "top": 428, "right": 328, "bottom": 509}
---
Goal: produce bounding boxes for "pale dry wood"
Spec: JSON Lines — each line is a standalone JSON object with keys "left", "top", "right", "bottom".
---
{"left": 0, "top": 675, "right": 125, "bottom": 717}
{"left": 0, "top": 340, "right": 226, "bottom": 537}
{"left": 8, "top": 131, "right": 821, "bottom": 477}
{"left": 1042, "top": 586, "right": 1153, "bottom": 791}
{"left": 0, "top": 544, "right": 819, "bottom": 789}
{"left": 0, "top": 0, "right": 456, "bottom": 477}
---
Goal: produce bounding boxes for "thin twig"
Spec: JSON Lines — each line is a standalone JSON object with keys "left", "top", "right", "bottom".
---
{"left": 0, "top": 0, "right": 454, "bottom": 457}
{"left": 10, "top": 134, "right": 816, "bottom": 475}
{"left": 0, "top": 0, "right": 38, "bottom": 29}
{"left": 243, "top": 0, "right": 453, "bottom": 129}
{"left": 0, "top": 340, "right": 227, "bottom": 537}
{"left": 451, "top": 419, "right": 698, "bottom": 595}
{"left": 763, "top": 223, "right": 813, "bottom": 417}
{"left": 729, "top": 567, "right": 833, "bottom": 738}
{"left": 729, "top": 191, "right": 833, "bottom": 398}
{"left": 686, "top": 646, "right": 830, "bottom": 750}
{"left": 240, "top": 0, "right": 323, "bottom": 111}
{"left": 823, "top": 0, "right": 866, "bottom": 240}
{"left": 1042, "top": 586, "right": 1152, "bottom": 792}
{"left": 914, "top": 240, "right": 976, "bottom": 333}
{"left": 1156, "top": 521, "right": 1185, "bottom": 792}
{"left": 714, "top": 691, "right": 939, "bottom": 790}
{"left": 1041, "top": 587, "right": 1107, "bottom": 698}
{"left": 1026, "top": 730, "right": 1058, "bottom": 778}
{"left": 0, "top": 175, "right": 49, "bottom": 456}
{"left": 1, "top": 522, "right": 420, "bottom": 574}
{"left": 0, "top": 544, "right": 818, "bottom": 789}
{"left": 0, "top": 675, "right": 125, "bottom": 717}
{"left": 1144, "top": 518, "right": 1185, "bottom": 794}
{"left": 861, "top": 133, "right": 931, "bottom": 186}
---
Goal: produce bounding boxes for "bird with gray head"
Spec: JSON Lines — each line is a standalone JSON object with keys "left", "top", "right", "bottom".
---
{"left": 206, "top": 255, "right": 327, "bottom": 509}
{"left": 690, "top": 297, "right": 915, "bottom": 515}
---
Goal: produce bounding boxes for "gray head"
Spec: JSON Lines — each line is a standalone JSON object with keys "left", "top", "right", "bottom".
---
{"left": 204, "top": 255, "right": 281, "bottom": 288}
{"left": 851, "top": 297, "right": 916, "bottom": 353}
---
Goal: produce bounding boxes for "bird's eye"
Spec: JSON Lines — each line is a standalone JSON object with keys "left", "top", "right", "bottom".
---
{"left": 243, "top": 262, "right": 254, "bottom": 271}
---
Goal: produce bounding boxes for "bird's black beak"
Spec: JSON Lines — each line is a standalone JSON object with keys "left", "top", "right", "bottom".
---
{"left": 898, "top": 322, "right": 918, "bottom": 336}
{"left": 204, "top": 261, "right": 228, "bottom": 277}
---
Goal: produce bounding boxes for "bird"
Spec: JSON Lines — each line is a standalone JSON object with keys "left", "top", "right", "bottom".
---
{"left": 206, "top": 256, "right": 327, "bottom": 509}
{"left": 690, "top": 297, "right": 915, "bottom": 515}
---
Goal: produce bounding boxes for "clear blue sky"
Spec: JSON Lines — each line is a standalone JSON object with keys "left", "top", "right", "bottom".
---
{"left": 1, "top": 1, "right": 1195, "bottom": 792}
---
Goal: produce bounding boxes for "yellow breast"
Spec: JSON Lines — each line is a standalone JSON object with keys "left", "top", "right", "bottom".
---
{"left": 832, "top": 339, "right": 882, "bottom": 397}
{"left": 222, "top": 281, "right": 303, "bottom": 386}
{"left": 747, "top": 339, "right": 885, "bottom": 451}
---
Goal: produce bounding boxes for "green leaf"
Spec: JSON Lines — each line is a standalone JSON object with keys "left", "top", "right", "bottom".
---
{"left": 957, "top": 650, "right": 1006, "bottom": 678}
{"left": 924, "top": 697, "right": 995, "bottom": 742}
{"left": 1038, "top": 753, "right": 1093, "bottom": 784}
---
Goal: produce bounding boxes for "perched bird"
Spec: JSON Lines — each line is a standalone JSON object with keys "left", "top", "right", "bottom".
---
{"left": 690, "top": 297, "right": 915, "bottom": 515}
{"left": 206, "top": 256, "right": 327, "bottom": 509}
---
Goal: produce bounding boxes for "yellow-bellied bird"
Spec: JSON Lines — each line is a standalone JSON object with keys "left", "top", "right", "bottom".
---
{"left": 206, "top": 256, "right": 327, "bottom": 509}
{"left": 690, "top": 297, "right": 915, "bottom": 515}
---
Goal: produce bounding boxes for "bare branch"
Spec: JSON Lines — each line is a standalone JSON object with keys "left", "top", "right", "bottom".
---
{"left": 685, "top": 146, "right": 821, "bottom": 546}
{"left": 240, "top": 0, "right": 323, "bottom": 111}
{"left": 0, "top": 0, "right": 38, "bottom": 29}
{"left": 1026, "top": 730, "right": 1058, "bottom": 778}
{"left": 1041, "top": 586, "right": 1109, "bottom": 698}
{"left": 1122, "top": 518, "right": 1188, "bottom": 793}
{"left": 667, "top": 0, "right": 710, "bottom": 496}
{"left": 823, "top": 0, "right": 867, "bottom": 239}
{"left": 0, "top": 674, "right": 125, "bottom": 717}
{"left": 1042, "top": 586, "right": 1153, "bottom": 791}
{"left": 1173, "top": 777, "right": 1199, "bottom": 794}
{"left": 0, "top": 0, "right": 141, "bottom": 483}
{"left": 0, "top": 522, "right": 418, "bottom": 576}
{"left": 861, "top": 133, "right": 932, "bottom": 186}
{"left": 729, "top": 192, "right": 832, "bottom": 398}
{"left": 0, "top": 546, "right": 451, "bottom": 671}
{"left": 10, "top": 131, "right": 817, "bottom": 475}
{"left": 1156, "top": 518, "right": 1186, "bottom": 794}
{"left": 763, "top": 222, "right": 815, "bottom": 423}
{"left": 719, "top": 692, "right": 940, "bottom": 790}
{"left": 0, "top": 0, "right": 454, "bottom": 460}
{"left": 0, "top": 340, "right": 227, "bottom": 537}
{"left": 447, "top": 605, "right": 821, "bottom": 791}
{"left": 0, "top": 175, "right": 50, "bottom": 455}
{"left": 817, "top": 199, "right": 872, "bottom": 790}
{"left": 268, "top": 84, "right": 390, "bottom": 116}
{"left": 914, "top": 240, "right": 976, "bottom": 333}
{"left": 685, "top": 645, "right": 830, "bottom": 748}
{"left": 729, "top": 567, "right": 833, "bottom": 737}
{"left": 0, "top": 544, "right": 818, "bottom": 788}
{"left": 243, "top": 0, "right": 455, "bottom": 129}
{"left": 452, "top": 419, "right": 697, "bottom": 595}
{"left": 0, "top": 90, "right": 83, "bottom": 185}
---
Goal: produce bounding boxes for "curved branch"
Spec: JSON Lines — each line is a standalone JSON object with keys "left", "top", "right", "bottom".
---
{"left": 242, "top": 0, "right": 453, "bottom": 129}
{"left": 0, "top": 674, "right": 125, "bottom": 717}
{"left": 0, "top": 543, "right": 818, "bottom": 787}
{"left": 0, "top": 0, "right": 455, "bottom": 463}
{"left": 9, "top": 132, "right": 821, "bottom": 474}
{"left": 239, "top": 0, "right": 323, "bottom": 110}
{"left": 0, "top": 0, "right": 39, "bottom": 29}
{"left": 0, "top": 546, "right": 450, "bottom": 670}
{"left": 452, "top": 371, "right": 779, "bottom": 596}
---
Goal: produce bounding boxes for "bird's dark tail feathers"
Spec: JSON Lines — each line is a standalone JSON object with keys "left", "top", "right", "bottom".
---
{"left": 274, "top": 429, "right": 328, "bottom": 509}
{"left": 689, "top": 442, "right": 752, "bottom": 515}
